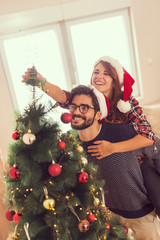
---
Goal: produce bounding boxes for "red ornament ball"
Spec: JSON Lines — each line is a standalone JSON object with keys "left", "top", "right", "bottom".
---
{"left": 123, "top": 226, "right": 128, "bottom": 233}
{"left": 87, "top": 214, "right": 96, "bottom": 222}
{"left": 6, "top": 210, "right": 15, "bottom": 221}
{"left": 61, "top": 112, "right": 72, "bottom": 124}
{"left": 78, "top": 172, "right": 88, "bottom": 183}
{"left": 9, "top": 167, "right": 19, "bottom": 179}
{"left": 13, "top": 213, "right": 21, "bottom": 223}
{"left": 12, "top": 131, "right": 20, "bottom": 140}
{"left": 106, "top": 223, "right": 110, "bottom": 230}
{"left": 58, "top": 141, "right": 66, "bottom": 150}
{"left": 48, "top": 163, "right": 62, "bottom": 177}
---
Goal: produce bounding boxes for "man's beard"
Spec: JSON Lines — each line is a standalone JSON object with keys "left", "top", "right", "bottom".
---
{"left": 71, "top": 114, "right": 95, "bottom": 130}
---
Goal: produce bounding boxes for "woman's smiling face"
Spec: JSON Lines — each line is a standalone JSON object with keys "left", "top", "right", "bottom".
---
{"left": 91, "top": 62, "right": 113, "bottom": 98}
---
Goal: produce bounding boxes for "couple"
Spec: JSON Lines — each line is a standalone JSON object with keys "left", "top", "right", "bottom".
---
{"left": 67, "top": 84, "right": 160, "bottom": 240}
{"left": 22, "top": 56, "right": 160, "bottom": 239}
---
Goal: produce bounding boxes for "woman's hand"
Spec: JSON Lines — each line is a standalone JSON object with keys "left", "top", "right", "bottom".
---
{"left": 87, "top": 140, "right": 114, "bottom": 159}
{"left": 22, "top": 68, "right": 46, "bottom": 88}
{"left": 22, "top": 68, "right": 45, "bottom": 84}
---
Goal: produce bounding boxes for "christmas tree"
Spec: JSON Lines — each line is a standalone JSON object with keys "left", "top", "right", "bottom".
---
{"left": 4, "top": 67, "right": 129, "bottom": 240}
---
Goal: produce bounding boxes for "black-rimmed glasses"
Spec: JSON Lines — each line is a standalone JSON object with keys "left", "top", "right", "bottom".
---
{"left": 69, "top": 104, "right": 96, "bottom": 114}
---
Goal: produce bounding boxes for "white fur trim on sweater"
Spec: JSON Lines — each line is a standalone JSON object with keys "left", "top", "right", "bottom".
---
{"left": 117, "top": 99, "right": 131, "bottom": 113}
{"left": 88, "top": 84, "right": 108, "bottom": 120}
{"left": 94, "top": 56, "right": 124, "bottom": 84}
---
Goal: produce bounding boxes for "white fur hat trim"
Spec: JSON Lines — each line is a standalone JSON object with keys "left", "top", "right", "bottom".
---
{"left": 94, "top": 56, "right": 124, "bottom": 84}
{"left": 88, "top": 84, "right": 108, "bottom": 120}
{"left": 117, "top": 99, "right": 131, "bottom": 113}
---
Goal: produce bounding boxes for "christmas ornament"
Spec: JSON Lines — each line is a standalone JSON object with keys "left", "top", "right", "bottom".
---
{"left": 12, "top": 131, "right": 20, "bottom": 140}
{"left": 43, "top": 198, "right": 55, "bottom": 210}
{"left": 78, "top": 219, "right": 90, "bottom": 232}
{"left": 61, "top": 112, "right": 72, "bottom": 124}
{"left": 87, "top": 213, "right": 96, "bottom": 222}
{"left": 3, "top": 161, "right": 10, "bottom": 172}
{"left": 94, "top": 198, "right": 100, "bottom": 206}
{"left": 48, "top": 163, "right": 62, "bottom": 177}
{"left": 24, "top": 222, "right": 31, "bottom": 240}
{"left": 78, "top": 172, "right": 88, "bottom": 183}
{"left": 6, "top": 210, "right": 16, "bottom": 221}
{"left": 7, "top": 235, "right": 18, "bottom": 240}
{"left": 123, "top": 226, "right": 128, "bottom": 233}
{"left": 9, "top": 167, "right": 19, "bottom": 179}
{"left": 81, "top": 157, "right": 88, "bottom": 166}
{"left": 76, "top": 145, "right": 83, "bottom": 153}
{"left": 58, "top": 140, "right": 66, "bottom": 150}
{"left": 13, "top": 213, "right": 21, "bottom": 223}
{"left": 106, "top": 223, "right": 110, "bottom": 229}
{"left": 23, "top": 129, "right": 36, "bottom": 145}
{"left": 43, "top": 186, "right": 55, "bottom": 210}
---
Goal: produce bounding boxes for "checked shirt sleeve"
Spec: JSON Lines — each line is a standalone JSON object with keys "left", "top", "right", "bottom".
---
{"left": 127, "top": 96, "right": 155, "bottom": 141}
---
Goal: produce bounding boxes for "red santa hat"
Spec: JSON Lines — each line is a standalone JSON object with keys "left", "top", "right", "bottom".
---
{"left": 88, "top": 84, "right": 110, "bottom": 122}
{"left": 94, "top": 56, "right": 135, "bottom": 113}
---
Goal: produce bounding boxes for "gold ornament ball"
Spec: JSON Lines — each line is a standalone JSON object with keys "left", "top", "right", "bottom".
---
{"left": 81, "top": 157, "right": 88, "bottom": 166}
{"left": 78, "top": 219, "right": 90, "bottom": 232}
{"left": 7, "top": 235, "right": 18, "bottom": 240}
{"left": 43, "top": 198, "right": 55, "bottom": 210}
{"left": 23, "top": 133, "right": 36, "bottom": 145}
{"left": 3, "top": 161, "right": 10, "bottom": 172}
{"left": 94, "top": 198, "right": 100, "bottom": 206}
{"left": 77, "top": 145, "right": 83, "bottom": 153}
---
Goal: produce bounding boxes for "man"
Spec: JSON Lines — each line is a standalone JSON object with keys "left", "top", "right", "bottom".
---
{"left": 68, "top": 85, "right": 160, "bottom": 240}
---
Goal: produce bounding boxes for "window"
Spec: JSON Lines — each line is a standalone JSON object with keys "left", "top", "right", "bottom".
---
{"left": 0, "top": 1, "right": 140, "bottom": 131}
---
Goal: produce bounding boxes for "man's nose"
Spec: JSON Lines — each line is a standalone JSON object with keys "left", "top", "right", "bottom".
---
{"left": 74, "top": 106, "right": 81, "bottom": 114}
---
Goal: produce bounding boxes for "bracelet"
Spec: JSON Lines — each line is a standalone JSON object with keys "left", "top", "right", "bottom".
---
{"left": 38, "top": 78, "right": 47, "bottom": 91}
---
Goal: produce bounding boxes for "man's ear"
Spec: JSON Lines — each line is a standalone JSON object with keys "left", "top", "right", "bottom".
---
{"left": 95, "top": 111, "right": 102, "bottom": 121}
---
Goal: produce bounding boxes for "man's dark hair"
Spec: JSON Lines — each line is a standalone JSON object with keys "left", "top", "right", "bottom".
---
{"left": 69, "top": 85, "right": 100, "bottom": 111}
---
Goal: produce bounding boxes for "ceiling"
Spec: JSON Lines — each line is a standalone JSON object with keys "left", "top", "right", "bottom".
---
{"left": 0, "top": 0, "right": 78, "bottom": 15}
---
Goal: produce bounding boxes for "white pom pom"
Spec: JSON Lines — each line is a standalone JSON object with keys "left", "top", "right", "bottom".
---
{"left": 117, "top": 99, "right": 131, "bottom": 113}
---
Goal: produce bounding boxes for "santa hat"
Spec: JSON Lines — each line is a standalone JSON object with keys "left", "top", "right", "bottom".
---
{"left": 94, "top": 56, "right": 135, "bottom": 113}
{"left": 88, "top": 84, "right": 110, "bottom": 121}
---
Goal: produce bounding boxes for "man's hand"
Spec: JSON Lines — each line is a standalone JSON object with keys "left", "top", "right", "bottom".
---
{"left": 87, "top": 140, "right": 114, "bottom": 159}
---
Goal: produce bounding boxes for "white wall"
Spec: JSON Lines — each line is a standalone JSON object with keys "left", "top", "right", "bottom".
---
{"left": 131, "top": 0, "right": 160, "bottom": 105}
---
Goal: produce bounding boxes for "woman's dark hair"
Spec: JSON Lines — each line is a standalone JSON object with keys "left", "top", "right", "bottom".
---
{"left": 69, "top": 85, "right": 100, "bottom": 111}
{"left": 93, "top": 61, "right": 128, "bottom": 123}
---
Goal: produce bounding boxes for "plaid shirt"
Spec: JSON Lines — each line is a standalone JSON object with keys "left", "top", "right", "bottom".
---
{"left": 127, "top": 96, "right": 155, "bottom": 141}
{"left": 57, "top": 91, "right": 155, "bottom": 141}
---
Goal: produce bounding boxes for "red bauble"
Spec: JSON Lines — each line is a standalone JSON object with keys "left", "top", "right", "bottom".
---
{"left": 13, "top": 213, "right": 21, "bottom": 223}
{"left": 12, "top": 131, "right": 20, "bottom": 140}
{"left": 5, "top": 210, "right": 15, "bottom": 221}
{"left": 106, "top": 223, "right": 110, "bottom": 229}
{"left": 87, "top": 214, "right": 96, "bottom": 222}
{"left": 48, "top": 163, "right": 62, "bottom": 177}
{"left": 58, "top": 141, "right": 66, "bottom": 150}
{"left": 78, "top": 172, "right": 88, "bottom": 183}
{"left": 61, "top": 112, "right": 72, "bottom": 124}
{"left": 123, "top": 226, "right": 128, "bottom": 233}
{"left": 9, "top": 167, "right": 19, "bottom": 179}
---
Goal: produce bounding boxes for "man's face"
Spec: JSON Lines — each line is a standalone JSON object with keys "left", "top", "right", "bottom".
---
{"left": 70, "top": 94, "right": 97, "bottom": 130}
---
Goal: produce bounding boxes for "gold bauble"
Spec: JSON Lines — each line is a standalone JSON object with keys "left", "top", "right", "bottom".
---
{"left": 78, "top": 219, "right": 90, "bottom": 232}
{"left": 94, "top": 198, "right": 100, "bottom": 206}
{"left": 43, "top": 198, "right": 55, "bottom": 210}
{"left": 7, "top": 235, "right": 18, "bottom": 240}
{"left": 23, "top": 133, "right": 36, "bottom": 145}
{"left": 77, "top": 145, "right": 83, "bottom": 153}
{"left": 3, "top": 161, "right": 10, "bottom": 172}
{"left": 81, "top": 157, "right": 88, "bottom": 166}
